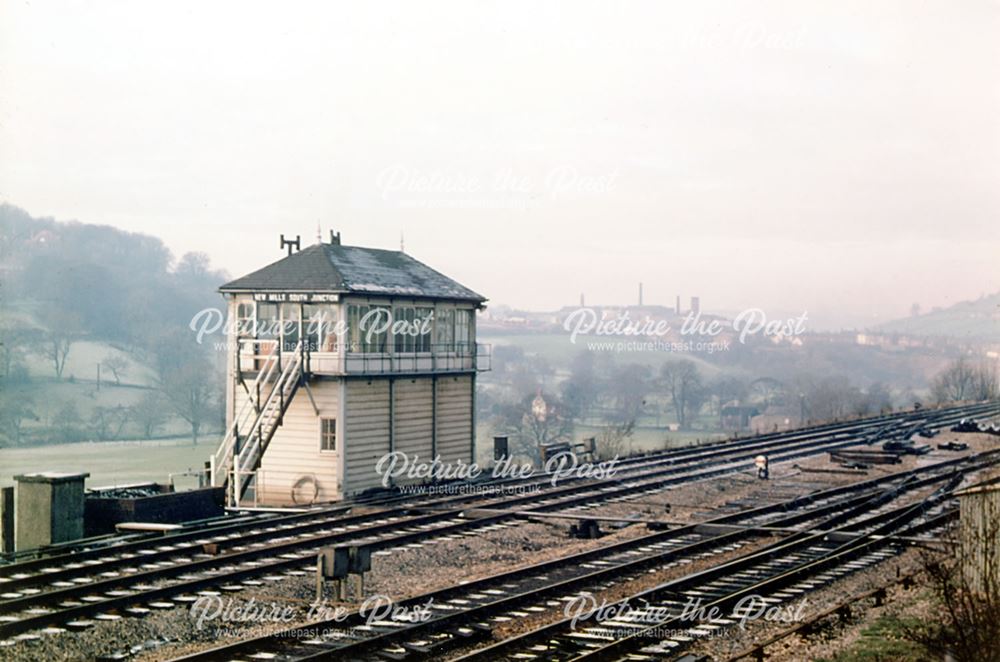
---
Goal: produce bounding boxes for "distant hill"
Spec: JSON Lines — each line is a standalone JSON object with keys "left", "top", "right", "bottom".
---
{"left": 878, "top": 292, "right": 1000, "bottom": 341}
{"left": 0, "top": 203, "right": 228, "bottom": 447}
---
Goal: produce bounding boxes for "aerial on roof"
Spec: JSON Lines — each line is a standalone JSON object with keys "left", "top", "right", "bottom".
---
{"left": 219, "top": 243, "right": 486, "bottom": 302}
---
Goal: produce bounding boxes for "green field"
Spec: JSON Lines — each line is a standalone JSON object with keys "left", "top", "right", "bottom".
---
{"left": 0, "top": 437, "right": 218, "bottom": 488}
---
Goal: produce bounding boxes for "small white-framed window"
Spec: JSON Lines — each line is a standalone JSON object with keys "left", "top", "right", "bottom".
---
{"left": 236, "top": 301, "right": 254, "bottom": 338}
{"left": 320, "top": 418, "right": 337, "bottom": 451}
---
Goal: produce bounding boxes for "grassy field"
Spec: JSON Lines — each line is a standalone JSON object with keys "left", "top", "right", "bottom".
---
{"left": 5, "top": 338, "right": 200, "bottom": 443}
{"left": 0, "top": 437, "right": 217, "bottom": 488}
{"left": 22, "top": 340, "right": 158, "bottom": 386}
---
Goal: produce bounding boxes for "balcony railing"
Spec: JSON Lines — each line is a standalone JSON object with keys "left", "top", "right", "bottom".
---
{"left": 237, "top": 339, "right": 491, "bottom": 376}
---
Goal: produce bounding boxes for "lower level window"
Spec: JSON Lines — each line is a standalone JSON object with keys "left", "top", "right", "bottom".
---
{"left": 321, "top": 418, "right": 337, "bottom": 451}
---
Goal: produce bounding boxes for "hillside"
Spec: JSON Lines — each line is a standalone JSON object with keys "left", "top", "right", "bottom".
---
{"left": 0, "top": 203, "right": 228, "bottom": 447}
{"left": 878, "top": 292, "right": 1000, "bottom": 341}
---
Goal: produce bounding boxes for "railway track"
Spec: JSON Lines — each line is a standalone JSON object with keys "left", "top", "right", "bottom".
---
{"left": 164, "top": 453, "right": 990, "bottom": 661}
{"left": 0, "top": 402, "right": 992, "bottom": 645}
{"left": 3, "top": 402, "right": 966, "bottom": 575}
{"left": 345, "top": 402, "right": 995, "bottom": 511}
{"left": 454, "top": 482, "right": 961, "bottom": 661}
{"left": 5, "top": 402, "right": 991, "bottom": 576}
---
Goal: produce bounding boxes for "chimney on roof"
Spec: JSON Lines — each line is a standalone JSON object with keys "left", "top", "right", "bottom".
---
{"left": 280, "top": 234, "right": 301, "bottom": 256}
{"left": 329, "top": 231, "right": 341, "bottom": 246}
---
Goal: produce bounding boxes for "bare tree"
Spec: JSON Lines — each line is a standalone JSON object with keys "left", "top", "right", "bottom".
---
{"left": 595, "top": 419, "right": 635, "bottom": 460}
{"left": 865, "top": 381, "right": 893, "bottom": 415}
{"left": 101, "top": 355, "right": 129, "bottom": 385}
{"left": 159, "top": 364, "right": 215, "bottom": 445}
{"left": 972, "top": 363, "right": 1000, "bottom": 401}
{"left": 803, "top": 375, "right": 858, "bottom": 421}
{"left": 660, "top": 360, "right": 704, "bottom": 429}
{"left": 561, "top": 351, "right": 601, "bottom": 422}
{"left": 90, "top": 405, "right": 130, "bottom": 440}
{"left": 932, "top": 358, "right": 998, "bottom": 403}
{"left": 493, "top": 390, "right": 575, "bottom": 466}
{"left": 53, "top": 400, "right": 83, "bottom": 442}
{"left": 173, "top": 251, "right": 213, "bottom": 279}
{"left": 0, "top": 324, "right": 31, "bottom": 379}
{"left": 44, "top": 330, "right": 73, "bottom": 379}
{"left": 711, "top": 375, "right": 749, "bottom": 423}
{"left": 154, "top": 332, "right": 223, "bottom": 446}
{"left": 0, "top": 392, "right": 36, "bottom": 446}
{"left": 130, "top": 390, "right": 167, "bottom": 439}
{"left": 607, "top": 363, "right": 650, "bottom": 424}
{"left": 33, "top": 310, "right": 81, "bottom": 380}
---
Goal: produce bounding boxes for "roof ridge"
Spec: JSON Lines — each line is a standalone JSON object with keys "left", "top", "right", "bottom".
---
{"left": 218, "top": 242, "right": 485, "bottom": 302}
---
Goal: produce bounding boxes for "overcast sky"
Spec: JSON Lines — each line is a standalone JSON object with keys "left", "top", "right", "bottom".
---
{"left": 1, "top": 1, "right": 997, "bottom": 328}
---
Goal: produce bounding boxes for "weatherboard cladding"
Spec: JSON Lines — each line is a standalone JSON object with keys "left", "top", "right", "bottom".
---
{"left": 219, "top": 243, "right": 485, "bottom": 302}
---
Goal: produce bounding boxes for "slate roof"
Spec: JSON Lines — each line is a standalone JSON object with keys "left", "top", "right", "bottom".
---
{"left": 219, "top": 243, "right": 486, "bottom": 302}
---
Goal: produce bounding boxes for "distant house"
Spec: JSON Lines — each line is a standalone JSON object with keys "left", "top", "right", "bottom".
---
{"left": 750, "top": 406, "right": 798, "bottom": 433}
{"left": 721, "top": 405, "right": 760, "bottom": 431}
{"left": 211, "top": 233, "right": 489, "bottom": 507}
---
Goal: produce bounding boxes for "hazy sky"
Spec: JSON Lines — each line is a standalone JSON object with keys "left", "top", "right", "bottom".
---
{"left": 1, "top": 1, "right": 997, "bottom": 328}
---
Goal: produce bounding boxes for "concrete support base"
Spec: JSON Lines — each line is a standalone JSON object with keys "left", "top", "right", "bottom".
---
{"left": 14, "top": 472, "right": 89, "bottom": 552}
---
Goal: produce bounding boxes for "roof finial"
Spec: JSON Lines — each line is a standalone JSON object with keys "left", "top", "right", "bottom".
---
{"left": 316, "top": 221, "right": 322, "bottom": 244}
{"left": 400, "top": 231, "right": 405, "bottom": 252}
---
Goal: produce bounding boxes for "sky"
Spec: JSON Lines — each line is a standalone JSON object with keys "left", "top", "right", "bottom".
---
{"left": 1, "top": 0, "right": 998, "bottom": 329}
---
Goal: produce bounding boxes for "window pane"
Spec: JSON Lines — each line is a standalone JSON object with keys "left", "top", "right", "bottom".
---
{"left": 304, "top": 304, "right": 337, "bottom": 352}
{"left": 257, "top": 303, "right": 278, "bottom": 340}
{"left": 437, "top": 308, "right": 454, "bottom": 350}
{"left": 321, "top": 305, "right": 338, "bottom": 352}
{"left": 416, "top": 307, "right": 432, "bottom": 352}
{"left": 366, "top": 306, "right": 390, "bottom": 352}
{"left": 281, "top": 303, "right": 300, "bottom": 351}
{"left": 303, "top": 304, "right": 320, "bottom": 352}
{"left": 393, "top": 306, "right": 408, "bottom": 353}
{"left": 403, "top": 308, "right": 417, "bottom": 352}
{"left": 455, "top": 309, "right": 470, "bottom": 352}
{"left": 321, "top": 418, "right": 336, "bottom": 451}
{"left": 348, "top": 305, "right": 364, "bottom": 352}
{"left": 236, "top": 302, "right": 254, "bottom": 338}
